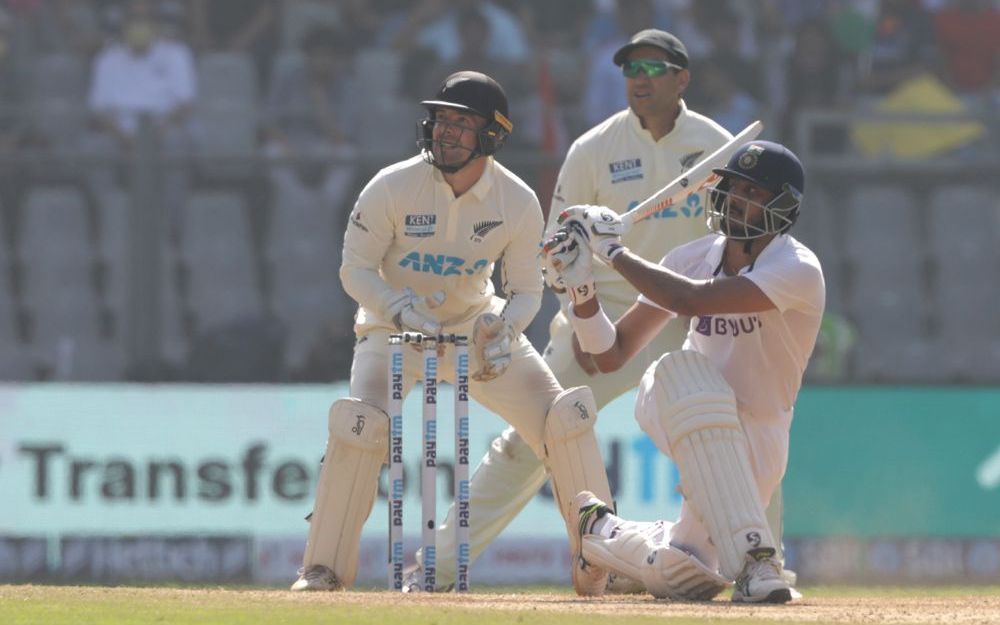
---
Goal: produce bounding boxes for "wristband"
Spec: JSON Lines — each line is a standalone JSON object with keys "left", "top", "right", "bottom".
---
{"left": 569, "top": 304, "right": 616, "bottom": 354}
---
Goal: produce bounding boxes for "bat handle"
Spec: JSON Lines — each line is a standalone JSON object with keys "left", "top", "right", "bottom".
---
{"left": 619, "top": 213, "right": 635, "bottom": 235}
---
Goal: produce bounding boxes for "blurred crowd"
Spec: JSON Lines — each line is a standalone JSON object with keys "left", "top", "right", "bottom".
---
{"left": 1, "top": 0, "right": 997, "bottom": 171}
{"left": 0, "top": 0, "right": 997, "bottom": 383}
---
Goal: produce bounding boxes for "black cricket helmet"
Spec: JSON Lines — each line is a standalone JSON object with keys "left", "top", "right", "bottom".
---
{"left": 707, "top": 140, "right": 805, "bottom": 239}
{"left": 417, "top": 71, "right": 514, "bottom": 172}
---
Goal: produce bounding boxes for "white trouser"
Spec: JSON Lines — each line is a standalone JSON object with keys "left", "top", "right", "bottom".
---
{"left": 429, "top": 300, "right": 686, "bottom": 581}
{"left": 352, "top": 327, "right": 563, "bottom": 586}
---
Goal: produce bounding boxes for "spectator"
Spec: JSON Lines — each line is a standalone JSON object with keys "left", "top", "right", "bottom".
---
{"left": 668, "top": 0, "right": 758, "bottom": 62}
{"left": 262, "top": 25, "right": 358, "bottom": 227}
{"left": 781, "top": 18, "right": 849, "bottom": 152}
{"left": 83, "top": 0, "right": 197, "bottom": 244}
{"left": 22, "top": 0, "right": 105, "bottom": 59}
{"left": 413, "top": 6, "right": 530, "bottom": 111}
{"left": 0, "top": 7, "right": 28, "bottom": 245}
{"left": 392, "top": 0, "right": 530, "bottom": 64}
{"left": 512, "top": 0, "right": 590, "bottom": 50}
{"left": 188, "top": 0, "right": 279, "bottom": 85}
{"left": 583, "top": 0, "right": 658, "bottom": 127}
{"left": 695, "top": 60, "right": 759, "bottom": 135}
{"left": 858, "top": 0, "right": 937, "bottom": 95}
{"left": 933, "top": 0, "right": 1000, "bottom": 97}
{"left": 337, "top": 0, "right": 411, "bottom": 48}
{"left": 579, "top": 0, "right": 671, "bottom": 55}
{"left": 698, "top": 10, "right": 762, "bottom": 101}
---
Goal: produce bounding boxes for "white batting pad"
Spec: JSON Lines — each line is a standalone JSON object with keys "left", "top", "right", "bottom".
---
{"left": 637, "top": 350, "right": 776, "bottom": 580}
{"left": 644, "top": 544, "right": 731, "bottom": 600}
{"left": 580, "top": 530, "right": 648, "bottom": 587}
{"left": 583, "top": 532, "right": 729, "bottom": 601}
{"left": 542, "top": 386, "right": 614, "bottom": 552}
{"left": 302, "top": 398, "right": 388, "bottom": 588}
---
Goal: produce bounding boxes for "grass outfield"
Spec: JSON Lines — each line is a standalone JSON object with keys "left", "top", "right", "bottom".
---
{"left": 2, "top": 585, "right": 999, "bottom": 625}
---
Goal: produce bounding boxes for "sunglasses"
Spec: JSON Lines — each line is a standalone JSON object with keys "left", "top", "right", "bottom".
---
{"left": 621, "top": 59, "right": 684, "bottom": 78}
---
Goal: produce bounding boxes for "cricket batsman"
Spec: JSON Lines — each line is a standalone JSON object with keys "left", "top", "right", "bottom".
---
{"left": 547, "top": 140, "right": 824, "bottom": 602}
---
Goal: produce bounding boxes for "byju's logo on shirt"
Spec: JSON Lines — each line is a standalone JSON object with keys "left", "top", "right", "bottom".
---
{"left": 694, "top": 315, "right": 762, "bottom": 337}
{"left": 609, "top": 158, "right": 642, "bottom": 184}
{"left": 404, "top": 214, "right": 436, "bottom": 237}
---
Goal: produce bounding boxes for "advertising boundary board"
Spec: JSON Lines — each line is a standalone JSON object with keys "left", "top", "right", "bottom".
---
{"left": 2, "top": 384, "right": 998, "bottom": 584}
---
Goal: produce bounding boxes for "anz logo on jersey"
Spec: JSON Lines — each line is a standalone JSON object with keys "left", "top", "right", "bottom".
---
{"left": 694, "top": 315, "right": 762, "bottom": 337}
{"left": 399, "top": 252, "right": 490, "bottom": 276}
{"left": 628, "top": 192, "right": 703, "bottom": 220}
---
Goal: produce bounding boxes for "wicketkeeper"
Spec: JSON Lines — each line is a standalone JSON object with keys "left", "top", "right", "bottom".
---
{"left": 290, "top": 71, "right": 613, "bottom": 595}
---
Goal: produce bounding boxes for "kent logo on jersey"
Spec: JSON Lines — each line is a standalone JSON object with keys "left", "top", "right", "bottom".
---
{"left": 404, "top": 214, "right": 437, "bottom": 237}
{"left": 609, "top": 158, "right": 642, "bottom": 184}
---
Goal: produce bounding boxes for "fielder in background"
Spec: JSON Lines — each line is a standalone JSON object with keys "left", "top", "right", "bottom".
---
{"left": 544, "top": 140, "right": 824, "bottom": 603}
{"left": 290, "top": 71, "right": 614, "bottom": 594}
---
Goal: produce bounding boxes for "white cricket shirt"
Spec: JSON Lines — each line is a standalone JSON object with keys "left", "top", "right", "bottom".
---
{"left": 639, "top": 234, "right": 826, "bottom": 428}
{"left": 547, "top": 101, "right": 731, "bottom": 306}
{"left": 341, "top": 154, "right": 544, "bottom": 335}
{"left": 88, "top": 40, "right": 196, "bottom": 135}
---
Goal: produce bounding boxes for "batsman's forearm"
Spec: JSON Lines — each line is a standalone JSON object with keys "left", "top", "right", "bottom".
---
{"left": 611, "top": 250, "right": 702, "bottom": 317}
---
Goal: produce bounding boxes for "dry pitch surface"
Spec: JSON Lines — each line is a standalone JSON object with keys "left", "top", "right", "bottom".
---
{"left": 318, "top": 589, "right": 1000, "bottom": 624}
{"left": 3, "top": 585, "right": 999, "bottom": 625}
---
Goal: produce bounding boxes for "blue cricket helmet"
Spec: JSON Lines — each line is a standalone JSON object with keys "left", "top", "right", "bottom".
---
{"left": 708, "top": 141, "right": 805, "bottom": 238}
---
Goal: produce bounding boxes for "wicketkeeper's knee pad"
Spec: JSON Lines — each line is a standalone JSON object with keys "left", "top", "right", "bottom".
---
{"left": 302, "top": 398, "right": 388, "bottom": 588}
{"left": 638, "top": 350, "right": 776, "bottom": 580}
{"left": 542, "top": 386, "right": 613, "bottom": 547}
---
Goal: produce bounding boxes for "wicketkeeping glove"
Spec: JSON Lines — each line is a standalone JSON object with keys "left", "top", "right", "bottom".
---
{"left": 557, "top": 204, "right": 627, "bottom": 264}
{"left": 471, "top": 312, "right": 515, "bottom": 382}
{"left": 378, "top": 288, "right": 445, "bottom": 335}
{"left": 541, "top": 227, "right": 597, "bottom": 307}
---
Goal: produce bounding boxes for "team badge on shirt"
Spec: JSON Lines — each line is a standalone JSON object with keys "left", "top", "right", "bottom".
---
{"left": 470, "top": 220, "right": 502, "bottom": 242}
{"left": 679, "top": 151, "right": 704, "bottom": 171}
{"left": 404, "top": 214, "right": 437, "bottom": 237}
{"left": 608, "top": 158, "right": 643, "bottom": 183}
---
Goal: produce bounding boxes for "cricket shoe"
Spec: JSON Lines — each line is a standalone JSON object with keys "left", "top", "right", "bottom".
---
{"left": 569, "top": 491, "right": 613, "bottom": 596}
{"left": 731, "top": 548, "right": 793, "bottom": 604}
{"left": 401, "top": 564, "right": 454, "bottom": 593}
{"left": 290, "top": 564, "right": 341, "bottom": 591}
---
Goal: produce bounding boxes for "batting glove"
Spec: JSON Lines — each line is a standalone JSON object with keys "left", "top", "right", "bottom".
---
{"left": 542, "top": 227, "right": 597, "bottom": 307}
{"left": 557, "top": 204, "right": 627, "bottom": 264}
{"left": 471, "top": 312, "right": 515, "bottom": 382}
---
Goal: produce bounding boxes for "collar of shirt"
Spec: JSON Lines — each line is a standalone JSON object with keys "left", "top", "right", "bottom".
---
{"left": 430, "top": 156, "right": 497, "bottom": 202}
{"left": 706, "top": 233, "right": 788, "bottom": 276}
{"left": 626, "top": 98, "right": 690, "bottom": 143}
